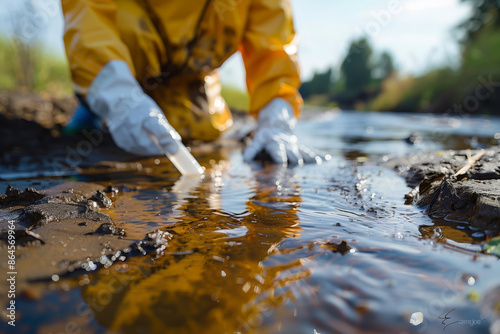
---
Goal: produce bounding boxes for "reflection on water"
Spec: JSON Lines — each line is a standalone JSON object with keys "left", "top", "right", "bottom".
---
{"left": 300, "top": 110, "right": 499, "bottom": 160}
{"left": 4, "top": 110, "right": 500, "bottom": 333}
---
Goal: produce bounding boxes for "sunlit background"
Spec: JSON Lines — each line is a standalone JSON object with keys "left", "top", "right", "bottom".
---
{"left": 0, "top": 0, "right": 498, "bottom": 114}
{"left": 0, "top": 0, "right": 471, "bottom": 83}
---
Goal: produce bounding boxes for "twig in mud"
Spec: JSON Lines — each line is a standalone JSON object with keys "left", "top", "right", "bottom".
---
{"left": 453, "top": 149, "right": 485, "bottom": 180}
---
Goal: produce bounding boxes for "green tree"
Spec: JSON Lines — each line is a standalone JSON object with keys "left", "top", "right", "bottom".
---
{"left": 299, "top": 68, "right": 334, "bottom": 99}
{"left": 373, "top": 51, "right": 395, "bottom": 81}
{"left": 340, "top": 38, "right": 374, "bottom": 97}
{"left": 459, "top": 0, "right": 500, "bottom": 44}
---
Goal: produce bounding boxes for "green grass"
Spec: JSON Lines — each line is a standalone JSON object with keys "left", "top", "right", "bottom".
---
{"left": 0, "top": 35, "right": 73, "bottom": 96}
{"left": 0, "top": 37, "right": 18, "bottom": 90}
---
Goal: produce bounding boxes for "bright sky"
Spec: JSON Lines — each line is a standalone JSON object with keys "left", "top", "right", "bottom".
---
{"left": 0, "top": 0, "right": 471, "bottom": 90}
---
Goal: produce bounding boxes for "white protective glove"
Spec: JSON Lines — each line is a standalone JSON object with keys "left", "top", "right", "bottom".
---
{"left": 86, "top": 60, "right": 180, "bottom": 156}
{"left": 243, "top": 98, "right": 322, "bottom": 166}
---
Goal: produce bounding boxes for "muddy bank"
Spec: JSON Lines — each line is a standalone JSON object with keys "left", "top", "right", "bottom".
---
{"left": 383, "top": 147, "right": 500, "bottom": 235}
{"left": 0, "top": 90, "right": 77, "bottom": 136}
{"left": 0, "top": 181, "right": 171, "bottom": 307}
{"left": 0, "top": 89, "right": 126, "bottom": 180}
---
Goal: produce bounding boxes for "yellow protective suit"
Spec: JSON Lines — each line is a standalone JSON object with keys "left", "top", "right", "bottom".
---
{"left": 62, "top": 0, "right": 303, "bottom": 141}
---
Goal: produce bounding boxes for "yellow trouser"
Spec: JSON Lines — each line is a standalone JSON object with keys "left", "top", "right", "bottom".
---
{"left": 115, "top": 0, "right": 233, "bottom": 141}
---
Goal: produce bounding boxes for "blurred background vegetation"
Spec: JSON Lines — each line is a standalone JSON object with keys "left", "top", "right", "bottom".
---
{"left": 0, "top": 32, "right": 250, "bottom": 110}
{"left": 300, "top": 0, "right": 500, "bottom": 115}
{"left": 0, "top": 1, "right": 72, "bottom": 97}
{"left": 0, "top": 0, "right": 498, "bottom": 114}
{"left": 0, "top": 35, "right": 72, "bottom": 96}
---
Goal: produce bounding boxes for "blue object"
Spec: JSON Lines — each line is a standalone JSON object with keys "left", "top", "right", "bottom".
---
{"left": 63, "top": 103, "right": 102, "bottom": 134}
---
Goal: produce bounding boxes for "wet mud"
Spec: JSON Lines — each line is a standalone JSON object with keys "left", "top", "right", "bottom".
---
{"left": 0, "top": 181, "right": 173, "bottom": 312}
{"left": 384, "top": 148, "right": 500, "bottom": 235}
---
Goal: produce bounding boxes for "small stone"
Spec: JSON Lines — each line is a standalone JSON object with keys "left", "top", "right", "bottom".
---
{"left": 90, "top": 191, "right": 112, "bottom": 208}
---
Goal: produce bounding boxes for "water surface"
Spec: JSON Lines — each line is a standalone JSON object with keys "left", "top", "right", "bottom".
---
{"left": 3, "top": 110, "right": 500, "bottom": 334}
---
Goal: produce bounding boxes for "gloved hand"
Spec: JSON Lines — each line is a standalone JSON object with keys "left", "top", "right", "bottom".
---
{"left": 86, "top": 60, "right": 180, "bottom": 156}
{"left": 243, "top": 98, "right": 323, "bottom": 166}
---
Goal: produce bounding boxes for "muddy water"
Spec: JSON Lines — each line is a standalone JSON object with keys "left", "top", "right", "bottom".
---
{"left": 3, "top": 110, "right": 500, "bottom": 334}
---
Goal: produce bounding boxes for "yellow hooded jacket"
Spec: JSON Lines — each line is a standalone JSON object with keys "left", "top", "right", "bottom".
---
{"left": 62, "top": 0, "right": 303, "bottom": 141}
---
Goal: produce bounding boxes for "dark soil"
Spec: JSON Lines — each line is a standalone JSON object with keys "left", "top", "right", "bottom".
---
{"left": 0, "top": 181, "right": 171, "bottom": 307}
{"left": 383, "top": 148, "right": 500, "bottom": 235}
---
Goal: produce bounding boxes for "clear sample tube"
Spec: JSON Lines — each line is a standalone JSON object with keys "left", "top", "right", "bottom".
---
{"left": 166, "top": 142, "right": 204, "bottom": 175}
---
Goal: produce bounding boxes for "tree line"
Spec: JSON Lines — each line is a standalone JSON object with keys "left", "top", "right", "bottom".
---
{"left": 300, "top": 0, "right": 500, "bottom": 115}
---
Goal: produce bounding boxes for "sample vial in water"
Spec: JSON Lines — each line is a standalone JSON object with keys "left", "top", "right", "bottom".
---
{"left": 146, "top": 126, "right": 204, "bottom": 176}
{"left": 166, "top": 143, "right": 204, "bottom": 175}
